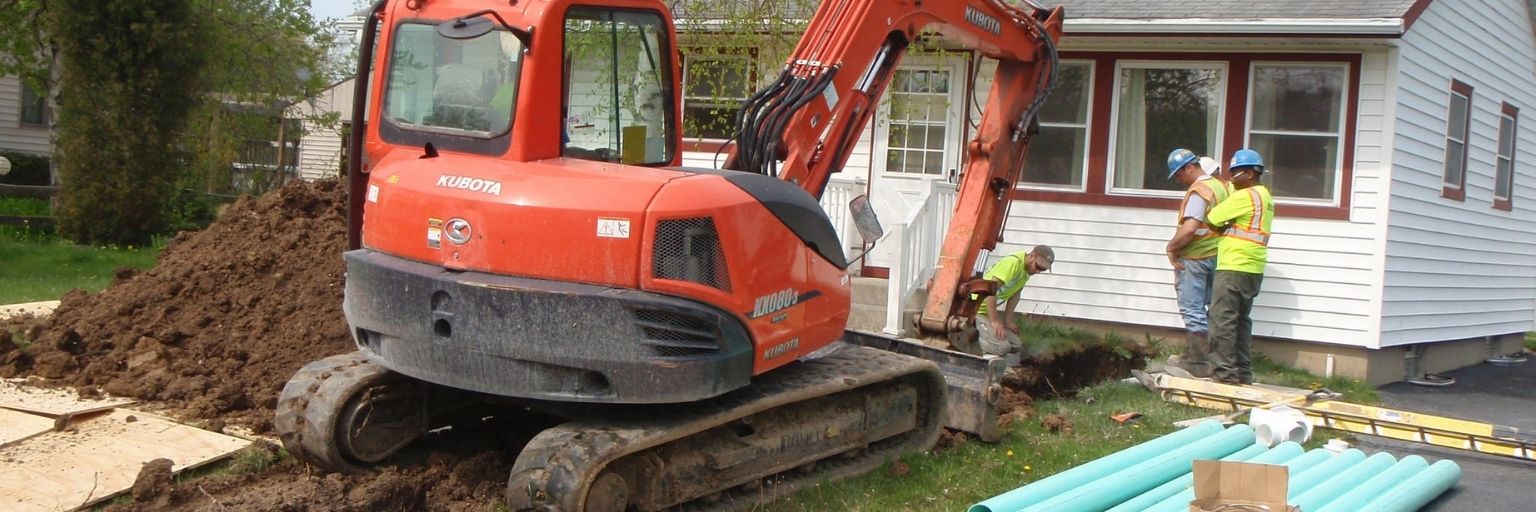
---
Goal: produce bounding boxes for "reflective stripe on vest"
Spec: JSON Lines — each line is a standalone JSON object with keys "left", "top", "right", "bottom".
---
{"left": 1179, "top": 180, "right": 1227, "bottom": 237}
{"left": 1225, "top": 188, "right": 1270, "bottom": 246}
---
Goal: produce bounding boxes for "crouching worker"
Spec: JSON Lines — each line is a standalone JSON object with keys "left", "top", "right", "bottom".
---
{"left": 975, "top": 245, "right": 1054, "bottom": 358}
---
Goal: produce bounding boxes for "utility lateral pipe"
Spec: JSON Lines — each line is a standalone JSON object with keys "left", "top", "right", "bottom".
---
{"left": 1014, "top": 425, "right": 1256, "bottom": 512}
{"left": 1311, "top": 455, "right": 1429, "bottom": 512}
{"left": 967, "top": 421, "right": 1224, "bottom": 512}
{"left": 1291, "top": 452, "right": 1398, "bottom": 512}
{"left": 1353, "top": 459, "right": 1462, "bottom": 512}
{"left": 1103, "top": 442, "right": 1272, "bottom": 512}
{"left": 1141, "top": 447, "right": 1334, "bottom": 512}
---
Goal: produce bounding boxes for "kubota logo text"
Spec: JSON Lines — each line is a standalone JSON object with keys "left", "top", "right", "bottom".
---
{"left": 437, "top": 175, "right": 502, "bottom": 196}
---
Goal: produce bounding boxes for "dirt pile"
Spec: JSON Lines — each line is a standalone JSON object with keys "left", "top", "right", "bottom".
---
{"left": 0, "top": 179, "right": 354, "bottom": 432}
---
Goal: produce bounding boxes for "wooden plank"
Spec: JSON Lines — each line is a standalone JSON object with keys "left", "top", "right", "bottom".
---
{"left": 0, "top": 380, "right": 136, "bottom": 418}
{"left": 0, "top": 409, "right": 250, "bottom": 512}
{"left": 0, "top": 408, "right": 53, "bottom": 446}
{"left": 0, "top": 300, "right": 59, "bottom": 320}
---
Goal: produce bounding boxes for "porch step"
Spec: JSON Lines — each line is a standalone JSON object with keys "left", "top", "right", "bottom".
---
{"left": 852, "top": 276, "right": 888, "bottom": 306}
{"left": 849, "top": 303, "right": 887, "bottom": 332}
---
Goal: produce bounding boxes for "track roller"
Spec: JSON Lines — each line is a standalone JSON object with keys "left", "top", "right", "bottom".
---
{"left": 274, "top": 352, "right": 429, "bottom": 472}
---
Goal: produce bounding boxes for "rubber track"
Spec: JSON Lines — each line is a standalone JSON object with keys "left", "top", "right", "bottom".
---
{"left": 505, "top": 344, "right": 947, "bottom": 511}
{"left": 274, "top": 352, "right": 402, "bottom": 473}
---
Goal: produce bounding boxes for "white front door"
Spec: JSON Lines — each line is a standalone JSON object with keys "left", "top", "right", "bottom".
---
{"left": 866, "top": 55, "right": 965, "bottom": 270}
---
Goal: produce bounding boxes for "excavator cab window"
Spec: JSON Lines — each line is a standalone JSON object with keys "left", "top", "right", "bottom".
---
{"left": 380, "top": 22, "right": 523, "bottom": 153}
{"left": 561, "top": 7, "right": 675, "bottom": 165}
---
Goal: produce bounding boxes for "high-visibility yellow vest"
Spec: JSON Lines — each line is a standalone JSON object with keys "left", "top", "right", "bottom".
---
{"left": 1207, "top": 185, "right": 1274, "bottom": 274}
{"left": 1177, "top": 177, "right": 1232, "bottom": 259}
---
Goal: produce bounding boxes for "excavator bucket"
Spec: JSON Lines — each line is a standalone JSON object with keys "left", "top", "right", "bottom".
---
{"left": 842, "top": 329, "right": 1006, "bottom": 442}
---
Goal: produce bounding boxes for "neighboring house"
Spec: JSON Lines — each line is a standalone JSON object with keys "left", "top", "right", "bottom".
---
{"left": 284, "top": 78, "right": 354, "bottom": 180}
{"left": 288, "top": 0, "right": 1535, "bottom": 384}
{"left": 674, "top": 0, "right": 1536, "bottom": 384}
{"left": 0, "top": 75, "right": 51, "bottom": 156}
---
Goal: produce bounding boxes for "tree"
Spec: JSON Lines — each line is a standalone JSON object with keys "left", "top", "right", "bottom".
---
{"left": 51, "top": 0, "right": 207, "bottom": 245}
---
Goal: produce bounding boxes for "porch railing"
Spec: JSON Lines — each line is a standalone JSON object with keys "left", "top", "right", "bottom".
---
{"left": 818, "top": 175, "right": 866, "bottom": 262}
{"left": 885, "top": 179, "right": 957, "bottom": 335}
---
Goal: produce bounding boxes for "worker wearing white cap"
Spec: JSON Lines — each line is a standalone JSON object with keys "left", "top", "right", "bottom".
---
{"left": 974, "top": 245, "right": 1055, "bottom": 359}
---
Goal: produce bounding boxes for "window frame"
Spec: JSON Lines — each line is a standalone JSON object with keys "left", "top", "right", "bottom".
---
{"left": 1244, "top": 61, "right": 1351, "bottom": 206}
{"left": 1105, "top": 59, "right": 1229, "bottom": 198}
{"left": 873, "top": 57, "right": 965, "bottom": 180}
{"left": 1010, "top": 52, "right": 1361, "bottom": 221}
{"left": 1441, "top": 79, "right": 1474, "bottom": 201}
{"left": 1494, "top": 101, "right": 1518, "bottom": 211}
{"left": 680, "top": 49, "right": 757, "bottom": 144}
{"left": 19, "top": 81, "right": 48, "bottom": 128}
{"left": 1020, "top": 59, "right": 1095, "bottom": 192}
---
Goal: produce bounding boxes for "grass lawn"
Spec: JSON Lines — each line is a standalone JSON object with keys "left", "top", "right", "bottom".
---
{"left": 0, "top": 198, "right": 161, "bottom": 304}
{"left": 1526, "top": 332, "right": 1535, "bottom": 352}
{"left": 765, "top": 349, "right": 1379, "bottom": 511}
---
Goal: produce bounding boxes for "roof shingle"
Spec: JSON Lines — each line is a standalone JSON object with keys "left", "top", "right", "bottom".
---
{"left": 1052, "top": 0, "right": 1420, "bottom": 20}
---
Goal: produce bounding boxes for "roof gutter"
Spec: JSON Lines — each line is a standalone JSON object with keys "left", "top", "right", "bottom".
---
{"left": 1065, "top": 18, "right": 1406, "bottom": 37}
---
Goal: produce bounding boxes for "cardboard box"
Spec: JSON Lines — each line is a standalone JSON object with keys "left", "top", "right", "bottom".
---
{"left": 1188, "top": 460, "right": 1302, "bottom": 512}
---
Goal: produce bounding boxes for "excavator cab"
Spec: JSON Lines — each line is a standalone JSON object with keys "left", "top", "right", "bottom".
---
{"left": 559, "top": 7, "right": 675, "bottom": 164}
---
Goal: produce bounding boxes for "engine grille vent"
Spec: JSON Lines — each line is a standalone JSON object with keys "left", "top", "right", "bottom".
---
{"left": 653, "top": 218, "right": 730, "bottom": 292}
{"left": 631, "top": 308, "right": 720, "bottom": 357}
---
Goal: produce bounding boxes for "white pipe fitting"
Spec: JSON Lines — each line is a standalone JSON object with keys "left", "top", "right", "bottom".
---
{"left": 1250, "top": 405, "right": 1313, "bottom": 447}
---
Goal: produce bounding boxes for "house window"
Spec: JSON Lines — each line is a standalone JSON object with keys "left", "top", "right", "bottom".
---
{"left": 682, "top": 53, "right": 753, "bottom": 140}
{"left": 884, "top": 68, "right": 953, "bottom": 176}
{"left": 1023, "top": 61, "right": 1092, "bottom": 189}
{"left": 1109, "top": 62, "right": 1226, "bottom": 193}
{"left": 20, "top": 81, "right": 47, "bottom": 127}
{"left": 1442, "top": 80, "right": 1473, "bottom": 200}
{"left": 1494, "top": 102, "right": 1517, "bottom": 211}
{"left": 1247, "top": 63, "right": 1347, "bottom": 202}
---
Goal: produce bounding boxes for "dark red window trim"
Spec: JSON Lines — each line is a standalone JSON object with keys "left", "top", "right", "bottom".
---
{"left": 1442, "top": 79, "right": 1474, "bottom": 201}
{"left": 1494, "top": 101, "right": 1518, "bottom": 211}
{"left": 1011, "top": 52, "right": 1361, "bottom": 221}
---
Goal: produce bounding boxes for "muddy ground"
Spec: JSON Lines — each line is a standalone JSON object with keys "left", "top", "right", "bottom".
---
{"left": 0, "top": 179, "right": 1148, "bottom": 511}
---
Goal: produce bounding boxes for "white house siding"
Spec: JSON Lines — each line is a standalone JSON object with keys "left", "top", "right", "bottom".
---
{"left": 286, "top": 79, "right": 354, "bottom": 181}
{"left": 0, "top": 76, "right": 51, "bottom": 155}
{"left": 982, "top": 40, "right": 1395, "bottom": 348}
{"left": 1380, "top": 0, "right": 1536, "bottom": 346}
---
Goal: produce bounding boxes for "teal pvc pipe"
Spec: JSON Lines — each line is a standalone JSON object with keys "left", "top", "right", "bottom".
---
{"left": 1140, "top": 446, "right": 1333, "bottom": 512}
{"left": 1103, "top": 442, "right": 1271, "bottom": 512}
{"left": 1016, "top": 424, "right": 1256, "bottom": 512}
{"left": 1354, "top": 459, "right": 1462, "bottom": 512}
{"left": 1286, "top": 449, "right": 1367, "bottom": 499}
{"left": 968, "top": 421, "right": 1225, "bottom": 512}
{"left": 1292, "top": 452, "right": 1398, "bottom": 511}
{"left": 1313, "top": 455, "right": 1430, "bottom": 512}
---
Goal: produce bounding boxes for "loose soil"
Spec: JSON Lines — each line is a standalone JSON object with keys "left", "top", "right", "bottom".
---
{"left": 0, "top": 178, "right": 1152, "bottom": 511}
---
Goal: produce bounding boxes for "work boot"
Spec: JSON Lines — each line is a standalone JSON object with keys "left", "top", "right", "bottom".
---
{"left": 1178, "top": 332, "right": 1213, "bottom": 378}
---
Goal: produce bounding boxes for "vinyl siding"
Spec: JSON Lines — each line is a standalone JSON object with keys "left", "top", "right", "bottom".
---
{"left": 1381, "top": 0, "right": 1536, "bottom": 346}
{"left": 0, "top": 76, "right": 51, "bottom": 155}
{"left": 286, "top": 79, "right": 354, "bottom": 181}
{"left": 986, "top": 42, "right": 1394, "bottom": 348}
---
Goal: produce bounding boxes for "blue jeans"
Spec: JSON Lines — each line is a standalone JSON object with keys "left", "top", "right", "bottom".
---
{"left": 1175, "top": 257, "right": 1217, "bottom": 334}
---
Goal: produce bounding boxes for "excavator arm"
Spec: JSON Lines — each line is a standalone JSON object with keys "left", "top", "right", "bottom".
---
{"left": 725, "top": 0, "right": 1065, "bottom": 345}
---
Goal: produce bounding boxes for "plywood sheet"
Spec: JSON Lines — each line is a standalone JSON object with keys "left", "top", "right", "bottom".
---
{"left": 0, "top": 379, "right": 136, "bottom": 417}
{"left": 0, "top": 409, "right": 250, "bottom": 511}
{"left": 0, "top": 408, "right": 53, "bottom": 446}
{"left": 0, "top": 300, "right": 59, "bottom": 320}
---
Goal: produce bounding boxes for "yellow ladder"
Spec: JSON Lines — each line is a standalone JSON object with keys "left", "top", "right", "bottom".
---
{"left": 1151, "top": 373, "right": 1536, "bottom": 462}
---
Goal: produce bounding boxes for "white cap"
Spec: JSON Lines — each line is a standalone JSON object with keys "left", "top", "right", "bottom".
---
{"left": 1197, "top": 156, "right": 1221, "bottom": 176}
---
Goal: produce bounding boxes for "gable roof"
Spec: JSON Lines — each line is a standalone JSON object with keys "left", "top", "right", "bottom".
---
{"left": 1057, "top": 0, "right": 1433, "bottom": 36}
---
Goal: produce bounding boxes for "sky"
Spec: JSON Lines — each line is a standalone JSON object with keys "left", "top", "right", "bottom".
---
{"left": 309, "top": 0, "right": 363, "bottom": 21}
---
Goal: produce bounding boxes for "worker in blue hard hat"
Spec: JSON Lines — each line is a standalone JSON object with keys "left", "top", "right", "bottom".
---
{"left": 1204, "top": 148, "right": 1275, "bottom": 385}
{"left": 1163, "top": 148, "right": 1234, "bottom": 377}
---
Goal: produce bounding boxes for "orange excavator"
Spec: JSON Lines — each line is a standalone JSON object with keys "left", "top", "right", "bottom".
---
{"left": 275, "top": 0, "right": 1063, "bottom": 509}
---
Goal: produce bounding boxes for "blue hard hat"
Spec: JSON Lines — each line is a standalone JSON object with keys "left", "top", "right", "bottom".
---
{"left": 1229, "top": 149, "right": 1266, "bottom": 173}
{"left": 1166, "top": 148, "right": 1198, "bottom": 179}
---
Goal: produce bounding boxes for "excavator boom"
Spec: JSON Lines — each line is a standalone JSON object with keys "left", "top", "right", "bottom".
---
{"left": 726, "top": 0, "right": 1064, "bottom": 342}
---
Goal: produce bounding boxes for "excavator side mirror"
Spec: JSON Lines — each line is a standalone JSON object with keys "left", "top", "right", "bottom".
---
{"left": 849, "top": 194, "right": 883, "bottom": 245}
